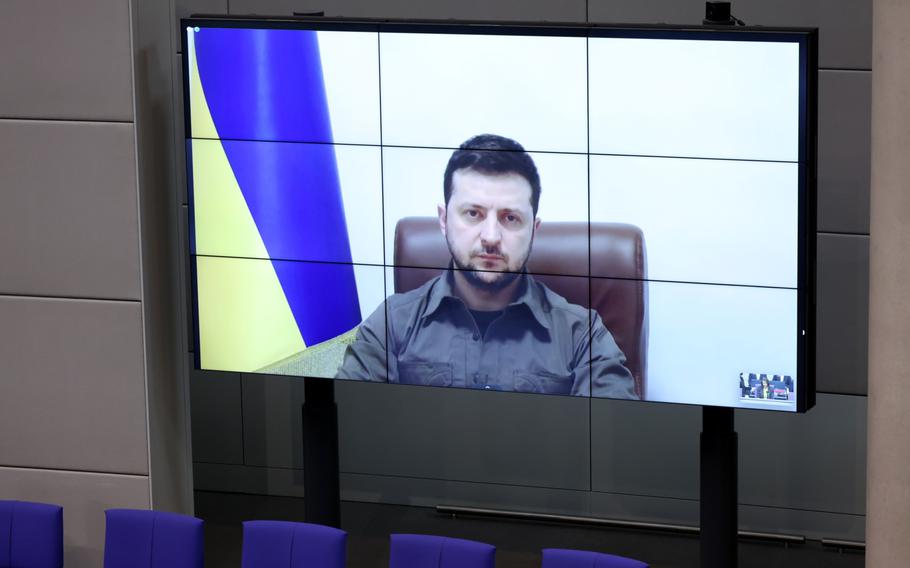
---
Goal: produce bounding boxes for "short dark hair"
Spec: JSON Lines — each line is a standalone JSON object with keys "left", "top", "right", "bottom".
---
{"left": 443, "top": 134, "right": 541, "bottom": 215}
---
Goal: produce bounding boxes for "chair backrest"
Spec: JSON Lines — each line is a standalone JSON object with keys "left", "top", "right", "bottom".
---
{"left": 241, "top": 520, "right": 346, "bottom": 568}
{"left": 542, "top": 548, "right": 649, "bottom": 568}
{"left": 393, "top": 218, "right": 648, "bottom": 398}
{"left": 0, "top": 500, "right": 63, "bottom": 568}
{"left": 103, "top": 509, "right": 204, "bottom": 568}
{"left": 390, "top": 534, "right": 495, "bottom": 568}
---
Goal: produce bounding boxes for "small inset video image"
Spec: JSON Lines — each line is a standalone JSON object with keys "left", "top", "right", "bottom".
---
{"left": 739, "top": 372, "right": 794, "bottom": 401}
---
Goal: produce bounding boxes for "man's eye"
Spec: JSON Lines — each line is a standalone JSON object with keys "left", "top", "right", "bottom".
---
{"left": 504, "top": 214, "right": 520, "bottom": 224}
{"left": 466, "top": 210, "right": 479, "bottom": 218}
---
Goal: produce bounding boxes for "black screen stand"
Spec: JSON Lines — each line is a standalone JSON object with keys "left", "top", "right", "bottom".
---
{"left": 302, "top": 377, "right": 342, "bottom": 527}
{"left": 700, "top": 405, "right": 738, "bottom": 568}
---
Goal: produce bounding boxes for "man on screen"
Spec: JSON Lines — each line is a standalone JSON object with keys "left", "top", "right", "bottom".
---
{"left": 337, "top": 134, "right": 637, "bottom": 398}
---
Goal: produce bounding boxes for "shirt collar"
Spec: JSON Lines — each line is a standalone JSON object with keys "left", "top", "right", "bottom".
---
{"left": 422, "top": 267, "right": 551, "bottom": 330}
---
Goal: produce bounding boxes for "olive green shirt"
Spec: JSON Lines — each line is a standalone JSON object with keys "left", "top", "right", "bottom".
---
{"left": 337, "top": 270, "right": 638, "bottom": 399}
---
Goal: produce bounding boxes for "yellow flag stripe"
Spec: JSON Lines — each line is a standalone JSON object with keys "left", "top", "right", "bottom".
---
{"left": 188, "top": 31, "right": 307, "bottom": 371}
{"left": 197, "top": 256, "right": 307, "bottom": 372}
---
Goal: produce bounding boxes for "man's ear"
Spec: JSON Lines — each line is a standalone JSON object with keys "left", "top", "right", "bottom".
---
{"left": 534, "top": 216, "right": 542, "bottom": 233}
{"left": 438, "top": 204, "right": 448, "bottom": 236}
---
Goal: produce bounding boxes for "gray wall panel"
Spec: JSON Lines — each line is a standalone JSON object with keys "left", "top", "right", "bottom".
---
{"left": 0, "top": 467, "right": 150, "bottom": 568}
{"left": 240, "top": 377, "right": 591, "bottom": 490}
{"left": 740, "top": 502, "right": 865, "bottom": 541}
{"left": 587, "top": 0, "right": 871, "bottom": 70}
{"left": 194, "top": 461, "right": 865, "bottom": 540}
{"left": 816, "top": 234, "right": 869, "bottom": 394}
{"left": 734, "top": 0, "right": 870, "bottom": 70}
{"left": 0, "top": 120, "right": 141, "bottom": 300}
{"left": 0, "top": 296, "right": 149, "bottom": 475}
{"left": 0, "top": 0, "right": 133, "bottom": 121}
{"left": 337, "top": 381, "right": 591, "bottom": 490}
{"left": 133, "top": 0, "right": 195, "bottom": 513}
{"left": 341, "top": 471, "right": 591, "bottom": 513}
{"left": 196, "top": 462, "right": 592, "bottom": 512}
{"left": 175, "top": 55, "right": 188, "bottom": 206}
{"left": 591, "top": 399, "right": 701, "bottom": 499}
{"left": 177, "top": 0, "right": 228, "bottom": 22}
{"left": 194, "top": 462, "right": 306, "bottom": 497}
{"left": 738, "top": 393, "right": 867, "bottom": 517}
{"left": 587, "top": 0, "right": 696, "bottom": 25}
{"left": 180, "top": 205, "right": 193, "bottom": 352}
{"left": 241, "top": 373, "right": 307, "bottom": 469}
{"left": 190, "top": 366, "right": 245, "bottom": 465}
{"left": 229, "top": 0, "right": 587, "bottom": 21}
{"left": 589, "top": 490, "right": 698, "bottom": 526}
{"left": 818, "top": 70, "right": 871, "bottom": 234}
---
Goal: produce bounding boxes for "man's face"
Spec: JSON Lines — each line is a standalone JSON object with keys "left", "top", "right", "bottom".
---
{"left": 439, "top": 168, "right": 541, "bottom": 291}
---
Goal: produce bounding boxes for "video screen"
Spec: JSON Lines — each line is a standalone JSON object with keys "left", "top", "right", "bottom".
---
{"left": 184, "top": 20, "right": 814, "bottom": 411}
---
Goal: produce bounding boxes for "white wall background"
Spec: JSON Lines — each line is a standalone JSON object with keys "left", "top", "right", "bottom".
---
{"left": 313, "top": 28, "right": 804, "bottom": 406}
{"left": 642, "top": 282, "right": 798, "bottom": 407}
{"left": 318, "top": 31, "right": 380, "bottom": 145}
{"left": 589, "top": 38, "right": 800, "bottom": 162}
{"left": 590, "top": 155, "right": 798, "bottom": 288}
{"left": 379, "top": 32, "right": 588, "bottom": 153}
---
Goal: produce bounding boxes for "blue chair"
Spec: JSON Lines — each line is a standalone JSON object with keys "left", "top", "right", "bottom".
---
{"left": 241, "top": 520, "right": 346, "bottom": 568}
{"left": 0, "top": 500, "right": 63, "bottom": 568}
{"left": 390, "top": 534, "right": 495, "bottom": 568}
{"left": 103, "top": 509, "right": 204, "bottom": 568}
{"left": 542, "top": 548, "right": 649, "bottom": 568}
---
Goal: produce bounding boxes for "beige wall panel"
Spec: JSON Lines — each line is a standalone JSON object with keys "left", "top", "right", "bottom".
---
{"left": 867, "top": 0, "right": 910, "bottom": 565}
{"left": 0, "top": 0, "right": 133, "bottom": 121}
{"left": 0, "top": 467, "right": 150, "bottom": 568}
{"left": 132, "top": 0, "right": 195, "bottom": 514}
{"left": 0, "top": 296, "right": 149, "bottom": 475}
{"left": 0, "top": 120, "right": 141, "bottom": 300}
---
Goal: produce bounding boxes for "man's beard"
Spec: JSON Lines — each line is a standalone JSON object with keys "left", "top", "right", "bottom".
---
{"left": 445, "top": 232, "right": 534, "bottom": 293}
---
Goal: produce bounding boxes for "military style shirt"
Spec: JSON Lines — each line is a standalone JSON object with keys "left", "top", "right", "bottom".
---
{"left": 337, "top": 271, "right": 638, "bottom": 399}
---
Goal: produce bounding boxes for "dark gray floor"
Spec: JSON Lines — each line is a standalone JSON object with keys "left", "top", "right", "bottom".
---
{"left": 195, "top": 491, "right": 864, "bottom": 568}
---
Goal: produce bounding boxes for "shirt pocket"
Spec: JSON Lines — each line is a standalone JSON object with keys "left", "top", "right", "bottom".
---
{"left": 398, "top": 361, "right": 454, "bottom": 387}
{"left": 512, "top": 370, "right": 574, "bottom": 395}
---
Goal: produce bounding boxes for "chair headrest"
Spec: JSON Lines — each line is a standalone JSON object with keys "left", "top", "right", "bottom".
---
{"left": 393, "top": 218, "right": 648, "bottom": 398}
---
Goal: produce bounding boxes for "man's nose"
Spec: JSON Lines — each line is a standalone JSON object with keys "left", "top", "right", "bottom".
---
{"left": 479, "top": 215, "right": 502, "bottom": 247}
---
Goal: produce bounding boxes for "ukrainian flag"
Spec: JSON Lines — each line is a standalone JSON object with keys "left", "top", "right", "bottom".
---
{"left": 188, "top": 27, "right": 361, "bottom": 374}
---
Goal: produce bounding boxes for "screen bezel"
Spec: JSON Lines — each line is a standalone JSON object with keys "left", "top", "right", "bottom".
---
{"left": 180, "top": 15, "right": 818, "bottom": 413}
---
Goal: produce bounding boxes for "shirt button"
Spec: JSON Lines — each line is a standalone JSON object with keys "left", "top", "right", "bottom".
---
{"left": 472, "top": 333, "right": 480, "bottom": 341}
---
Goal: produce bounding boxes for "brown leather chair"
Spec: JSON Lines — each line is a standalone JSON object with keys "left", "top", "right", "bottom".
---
{"left": 393, "top": 217, "right": 648, "bottom": 398}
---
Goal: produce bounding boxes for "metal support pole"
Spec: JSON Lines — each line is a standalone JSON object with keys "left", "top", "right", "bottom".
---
{"left": 700, "top": 405, "right": 738, "bottom": 568}
{"left": 302, "top": 377, "right": 341, "bottom": 527}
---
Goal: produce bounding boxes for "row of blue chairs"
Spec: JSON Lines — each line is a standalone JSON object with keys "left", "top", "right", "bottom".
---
{"left": 1, "top": 500, "right": 648, "bottom": 567}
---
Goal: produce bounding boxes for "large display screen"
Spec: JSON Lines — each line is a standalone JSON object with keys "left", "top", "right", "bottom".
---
{"left": 183, "top": 18, "right": 816, "bottom": 412}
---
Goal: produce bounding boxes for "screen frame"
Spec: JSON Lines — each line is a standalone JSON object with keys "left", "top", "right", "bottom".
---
{"left": 180, "top": 15, "right": 818, "bottom": 413}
